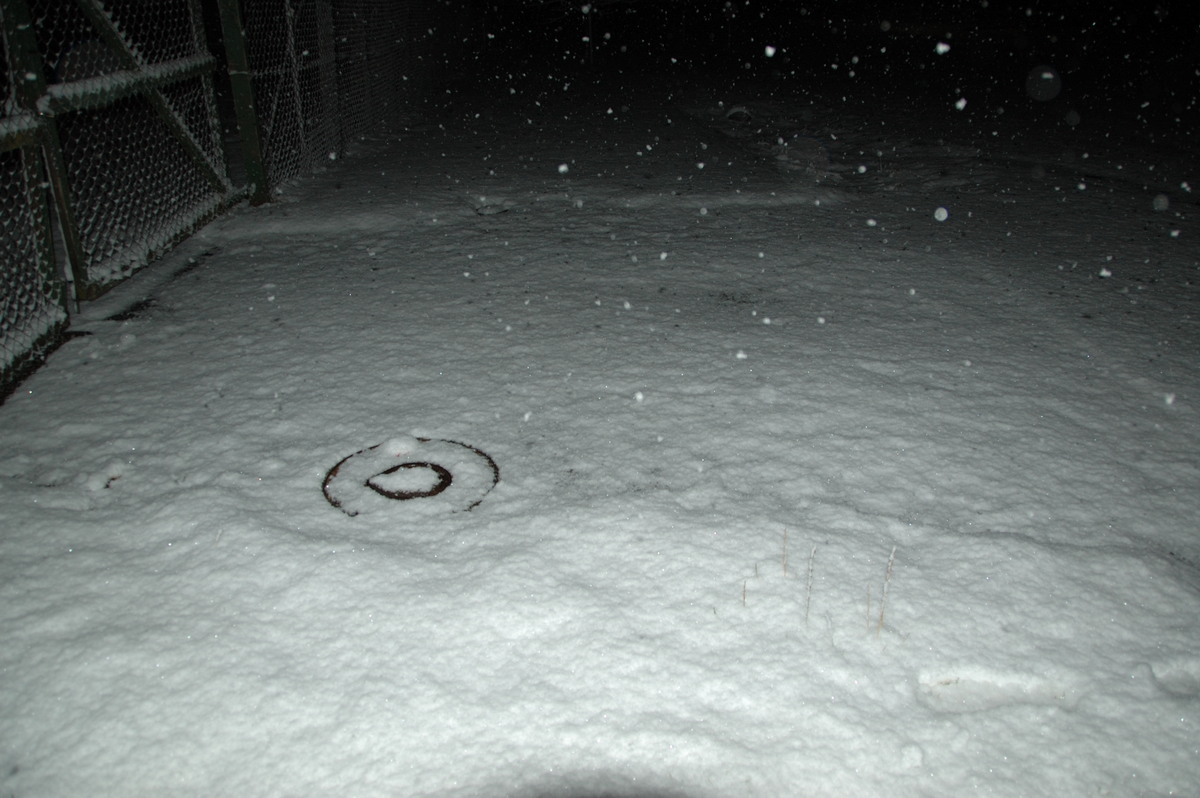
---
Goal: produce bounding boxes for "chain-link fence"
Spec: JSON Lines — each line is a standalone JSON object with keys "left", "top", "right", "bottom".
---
{"left": 2, "top": 2, "right": 68, "bottom": 401}
{"left": 239, "top": 0, "right": 340, "bottom": 190}
{"left": 0, "top": 119, "right": 67, "bottom": 403}
{"left": 1, "top": 0, "right": 475, "bottom": 402}
{"left": 2, "top": 0, "right": 238, "bottom": 403}
{"left": 333, "top": 0, "right": 431, "bottom": 144}
{"left": 238, "top": 0, "right": 473, "bottom": 194}
{"left": 30, "top": 0, "right": 237, "bottom": 295}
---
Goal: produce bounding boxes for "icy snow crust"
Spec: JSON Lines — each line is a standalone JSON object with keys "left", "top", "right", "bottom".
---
{"left": 2, "top": 76, "right": 1199, "bottom": 797}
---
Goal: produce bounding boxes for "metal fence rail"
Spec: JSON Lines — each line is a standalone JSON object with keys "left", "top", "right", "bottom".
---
{"left": 1, "top": 0, "right": 473, "bottom": 402}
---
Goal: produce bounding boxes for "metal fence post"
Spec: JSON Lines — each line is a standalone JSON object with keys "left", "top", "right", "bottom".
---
{"left": 216, "top": 0, "right": 270, "bottom": 205}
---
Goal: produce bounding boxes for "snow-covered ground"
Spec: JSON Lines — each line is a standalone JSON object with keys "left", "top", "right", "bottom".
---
{"left": 2, "top": 69, "right": 1199, "bottom": 797}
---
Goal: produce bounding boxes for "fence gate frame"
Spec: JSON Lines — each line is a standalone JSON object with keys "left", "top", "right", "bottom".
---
{"left": 1, "top": 0, "right": 245, "bottom": 304}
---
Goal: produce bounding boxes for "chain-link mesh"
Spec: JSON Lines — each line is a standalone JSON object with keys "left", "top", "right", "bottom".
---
{"left": 1, "top": 141, "right": 68, "bottom": 401}
{"left": 56, "top": 87, "right": 224, "bottom": 286}
{"left": 33, "top": 0, "right": 198, "bottom": 83}
{"left": 242, "top": 0, "right": 340, "bottom": 188}
{"left": 243, "top": 0, "right": 472, "bottom": 191}
{"left": 332, "top": 1, "right": 404, "bottom": 139}
{"left": 30, "top": 0, "right": 233, "bottom": 295}
{"left": 332, "top": 0, "right": 442, "bottom": 140}
{"left": 1, "top": 10, "right": 65, "bottom": 401}
{"left": 0, "top": 22, "right": 11, "bottom": 112}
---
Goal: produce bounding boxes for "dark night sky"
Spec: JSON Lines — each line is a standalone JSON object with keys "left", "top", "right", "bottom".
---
{"left": 469, "top": 0, "right": 1197, "bottom": 147}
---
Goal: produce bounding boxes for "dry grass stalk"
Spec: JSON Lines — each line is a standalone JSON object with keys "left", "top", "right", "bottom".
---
{"left": 866, "top": 585, "right": 872, "bottom": 632}
{"left": 804, "top": 545, "right": 816, "bottom": 626}
{"left": 782, "top": 529, "right": 789, "bottom": 576}
{"left": 876, "top": 546, "right": 897, "bottom": 636}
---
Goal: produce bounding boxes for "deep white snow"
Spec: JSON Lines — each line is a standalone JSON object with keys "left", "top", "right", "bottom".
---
{"left": 2, "top": 73, "right": 1199, "bottom": 798}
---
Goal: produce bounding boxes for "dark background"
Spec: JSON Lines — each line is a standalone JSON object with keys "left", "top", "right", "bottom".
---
{"left": 462, "top": 0, "right": 1197, "bottom": 149}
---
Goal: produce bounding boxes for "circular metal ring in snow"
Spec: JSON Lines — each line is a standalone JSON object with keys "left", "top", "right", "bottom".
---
{"left": 323, "top": 437, "right": 499, "bottom": 517}
{"left": 366, "top": 461, "right": 453, "bottom": 500}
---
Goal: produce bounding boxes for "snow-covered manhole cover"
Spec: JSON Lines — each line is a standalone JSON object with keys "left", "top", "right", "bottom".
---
{"left": 322, "top": 436, "right": 499, "bottom": 517}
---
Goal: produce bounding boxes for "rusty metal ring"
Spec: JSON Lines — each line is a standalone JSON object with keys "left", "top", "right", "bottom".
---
{"left": 323, "top": 437, "right": 499, "bottom": 517}
{"left": 365, "top": 461, "right": 453, "bottom": 500}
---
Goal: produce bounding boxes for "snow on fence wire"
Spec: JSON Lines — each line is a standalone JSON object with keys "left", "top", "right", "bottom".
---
{"left": 330, "top": 0, "right": 446, "bottom": 142}
{"left": 0, "top": 0, "right": 473, "bottom": 401}
{"left": 1, "top": 2, "right": 68, "bottom": 402}
{"left": 239, "top": 0, "right": 467, "bottom": 194}
{"left": 26, "top": 0, "right": 238, "bottom": 298}
{"left": 0, "top": 114, "right": 68, "bottom": 402}
{"left": 239, "top": 0, "right": 341, "bottom": 191}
